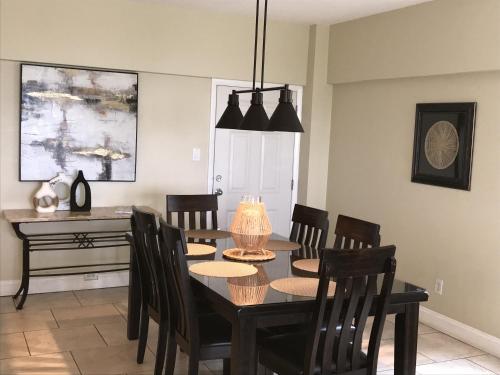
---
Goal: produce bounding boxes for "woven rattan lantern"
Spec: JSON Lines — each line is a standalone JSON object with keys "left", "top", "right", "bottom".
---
{"left": 230, "top": 196, "right": 272, "bottom": 255}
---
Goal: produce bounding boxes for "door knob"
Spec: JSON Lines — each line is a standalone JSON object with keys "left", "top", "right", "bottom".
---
{"left": 215, "top": 188, "right": 223, "bottom": 196}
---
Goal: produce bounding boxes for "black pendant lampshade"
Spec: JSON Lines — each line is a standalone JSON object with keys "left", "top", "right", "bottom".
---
{"left": 267, "top": 88, "right": 304, "bottom": 132}
{"left": 239, "top": 91, "right": 269, "bottom": 131}
{"left": 215, "top": 92, "right": 244, "bottom": 129}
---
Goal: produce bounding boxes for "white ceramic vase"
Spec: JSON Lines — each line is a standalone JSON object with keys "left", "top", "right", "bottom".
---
{"left": 33, "top": 182, "right": 59, "bottom": 213}
{"left": 49, "top": 172, "right": 74, "bottom": 210}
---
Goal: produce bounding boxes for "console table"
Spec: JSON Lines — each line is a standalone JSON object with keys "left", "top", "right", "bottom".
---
{"left": 3, "top": 206, "right": 158, "bottom": 309}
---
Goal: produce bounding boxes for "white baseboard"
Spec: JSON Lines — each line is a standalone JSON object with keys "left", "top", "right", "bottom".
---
{"left": 420, "top": 306, "right": 500, "bottom": 358}
{"left": 0, "top": 271, "right": 129, "bottom": 296}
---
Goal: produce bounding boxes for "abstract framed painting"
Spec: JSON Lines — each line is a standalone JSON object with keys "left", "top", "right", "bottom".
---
{"left": 20, "top": 63, "right": 138, "bottom": 181}
{"left": 411, "top": 102, "right": 476, "bottom": 190}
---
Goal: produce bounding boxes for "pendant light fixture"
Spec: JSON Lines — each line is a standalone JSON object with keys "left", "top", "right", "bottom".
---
{"left": 215, "top": 0, "right": 303, "bottom": 133}
{"left": 215, "top": 91, "right": 244, "bottom": 129}
{"left": 267, "top": 86, "right": 304, "bottom": 132}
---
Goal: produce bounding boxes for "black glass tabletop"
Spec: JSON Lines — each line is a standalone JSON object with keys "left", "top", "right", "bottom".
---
{"left": 188, "top": 235, "right": 428, "bottom": 307}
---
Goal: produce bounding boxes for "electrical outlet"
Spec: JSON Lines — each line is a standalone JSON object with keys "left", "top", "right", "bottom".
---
{"left": 434, "top": 279, "right": 444, "bottom": 295}
{"left": 84, "top": 273, "right": 98, "bottom": 281}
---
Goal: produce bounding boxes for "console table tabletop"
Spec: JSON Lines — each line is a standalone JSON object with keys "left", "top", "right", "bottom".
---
{"left": 3, "top": 206, "right": 160, "bottom": 223}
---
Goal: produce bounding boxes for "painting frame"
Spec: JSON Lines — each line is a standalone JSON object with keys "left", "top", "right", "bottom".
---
{"left": 411, "top": 102, "right": 476, "bottom": 191}
{"left": 19, "top": 63, "right": 139, "bottom": 182}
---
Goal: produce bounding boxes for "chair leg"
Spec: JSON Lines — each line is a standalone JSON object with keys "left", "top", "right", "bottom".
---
{"left": 222, "top": 358, "right": 231, "bottom": 375}
{"left": 187, "top": 351, "right": 199, "bottom": 375}
{"left": 164, "top": 331, "right": 177, "bottom": 375}
{"left": 154, "top": 321, "right": 168, "bottom": 375}
{"left": 136, "top": 307, "right": 149, "bottom": 364}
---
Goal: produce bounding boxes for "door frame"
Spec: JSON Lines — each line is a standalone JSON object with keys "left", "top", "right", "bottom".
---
{"left": 207, "top": 78, "right": 302, "bottom": 218}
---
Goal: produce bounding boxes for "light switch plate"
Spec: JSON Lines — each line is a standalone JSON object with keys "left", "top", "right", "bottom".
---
{"left": 192, "top": 148, "right": 201, "bottom": 161}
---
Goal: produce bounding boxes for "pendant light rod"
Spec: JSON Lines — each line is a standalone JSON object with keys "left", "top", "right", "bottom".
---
{"left": 233, "top": 84, "right": 287, "bottom": 95}
{"left": 260, "top": 0, "right": 268, "bottom": 89}
{"left": 252, "top": 0, "right": 260, "bottom": 90}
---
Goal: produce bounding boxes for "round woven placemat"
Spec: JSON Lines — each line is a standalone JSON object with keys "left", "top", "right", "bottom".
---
{"left": 184, "top": 229, "right": 231, "bottom": 240}
{"left": 292, "top": 258, "right": 320, "bottom": 274}
{"left": 223, "top": 248, "right": 276, "bottom": 262}
{"left": 186, "top": 243, "right": 217, "bottom": 256}
{"left": 270, "top": 277, "right": 335, "bottom": 297}
{"left": 189, "top": 261, "right": 257, "bottom": 278}
{"left": 264, "top": 239, "right": 301, "bottom": 251}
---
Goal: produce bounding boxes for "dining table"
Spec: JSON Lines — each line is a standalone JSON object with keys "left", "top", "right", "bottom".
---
{"left": 126, "top": 233, "right": 429, "bottom": 375}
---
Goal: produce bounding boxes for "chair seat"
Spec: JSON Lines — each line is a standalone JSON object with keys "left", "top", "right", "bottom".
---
{"left": 259, "top": 331, "right": 366, "bottom": 375}
{"left": 198, "top": 314, "right": 232, "bottom": 359}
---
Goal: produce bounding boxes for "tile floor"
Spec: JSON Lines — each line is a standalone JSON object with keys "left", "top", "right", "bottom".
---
{"left": 0, "top": 287, "right": 498, "bottom": 374}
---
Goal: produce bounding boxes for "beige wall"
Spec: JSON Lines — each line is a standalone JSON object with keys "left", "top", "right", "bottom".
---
{"left": 299, "top": 25, "right": 333, "bottom": 209}
{"left": 326, "top": 0, "right": 500, "bottom": 337}
{"left": 0, "top": 0, "right": 315, "bottom": 284}
{"left": 328, "top": 0, "right": 500, "bottom": 83}
{"left": 0, "top": 0, "right": 309, "bottom": 85}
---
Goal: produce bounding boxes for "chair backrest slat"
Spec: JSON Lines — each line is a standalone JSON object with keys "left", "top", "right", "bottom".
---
{"left": 303, "top": 246, "right": 396, "bottom": 375}
{"left": 189, "top": 211, "right": 196, "bottom": 229}
{"left": 158, "top": 219, "right": 198, "bottom": 346}
{"left": 200, "top": 211, "right": 207, "bottom": 229}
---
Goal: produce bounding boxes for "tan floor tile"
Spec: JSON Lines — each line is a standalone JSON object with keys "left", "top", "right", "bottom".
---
{"left": 418, "top": 323, "right": 437, "bottom": 334}
{"left": 0, "top": 352, "right": 80, "bottom": 374}
{"left": 114, "top": 300, "right": 128, "bottom": 319}
{"left": 95, "top": 320, "right": 129, "bottom": 346}
{"left": 74, "top": 287, "right": 128, "bottom": 306}
{"left": 203, "top": 359, "right": 223, "bottom": 372}
{"left": 158, "top": 350, "right": 212, "bottom": 375}
{"left": 417, "top": 332, "right": 483, "bottom": 362}
{"left": 25, "top": 325, "right": 106, "bottom": 356}
{"left": 0, "top": 296, "right": 16, "bottom": 314}
{"left": 0, "top": 333, "right": 30, "bottom": 360}
{"left": 146, "top": 319, "right": 160, "bottom": 354}
{"left": 416, "top": 358, "right": 494, "bottom": 374}
{"left": 371, "top": 339, "right": 434, "bottom": 371}
{"left": 0, "top": 309, "right": 57, "bottom": 334}
{"left": 469, "top": 355, "right": 500, "bottom": 374}
{"left": 52, "top": 303, "right": 123, "bottom": 328}
{"left": 72, "top": 342, "right": 154, "bottom": 374}
{"left": 363, "top": 317, "right": 395, "bottom": 341}
{"left": 21, "top": 291, "right": 81, "bottom": 311}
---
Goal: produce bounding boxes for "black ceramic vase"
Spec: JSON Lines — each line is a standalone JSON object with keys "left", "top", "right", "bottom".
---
{"left": 70, "top": 170, "right": 91, "bottom": 211}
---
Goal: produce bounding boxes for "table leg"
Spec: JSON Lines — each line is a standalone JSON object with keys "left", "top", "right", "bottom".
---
{"left": 394, "top": 302, "right": 419, "bottom": 375}
{"left": 13, "top": 239, "right": 30, "bottom": 309}
{"left": 231, "top": 314, "right": 257, "bottom": 375}
{"left": 127, "top": 241, "right": 141, "bottom": 340}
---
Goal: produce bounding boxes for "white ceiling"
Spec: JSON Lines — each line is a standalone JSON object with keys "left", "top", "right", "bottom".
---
{"left": 135, "top": 0, "right": 433, "bottom": 24}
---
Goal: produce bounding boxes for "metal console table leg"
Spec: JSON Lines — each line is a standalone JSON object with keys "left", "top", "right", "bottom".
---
{"left": 11, "top": 224, "right": 30, "bottom": 309}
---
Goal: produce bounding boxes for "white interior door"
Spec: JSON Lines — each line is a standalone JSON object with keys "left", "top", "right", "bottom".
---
{"left": 211, "top": 83, "right": 300, "bottom": 237}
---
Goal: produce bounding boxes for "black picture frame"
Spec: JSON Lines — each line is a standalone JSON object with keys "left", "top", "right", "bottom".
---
{"left": 19, "top": 62, "right": 139, "bottom": 182}
{"left": 411, "top": 102, "right": 476, "bottom": 190}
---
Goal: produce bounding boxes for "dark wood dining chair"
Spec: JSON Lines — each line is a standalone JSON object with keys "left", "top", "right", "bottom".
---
{"left": 290, "top": 204, "right": 329, "bottom": 258}
{"left": 166, "top": 194, "right": 219, "bottom": 245}
{"left": 130, "top": 207, "right": 170, "bottom": 375}
{"left": 259, "top": 245, "right": 396, "bottom": 375}
{"left": 333, "top": 215, "right": 381, "bottom": 249}
{"left": 158, "top": 219, "right": 232, "bottom": 375}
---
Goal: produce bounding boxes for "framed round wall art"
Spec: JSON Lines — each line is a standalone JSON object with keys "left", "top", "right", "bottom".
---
{"left": 411, "top": 102, "right": 476, "bottom": 191}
